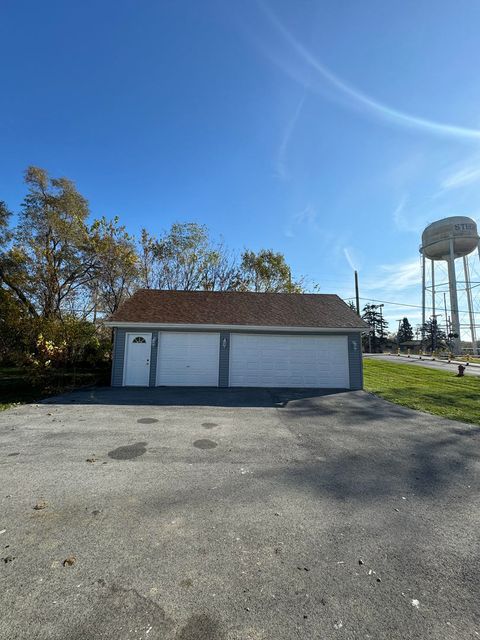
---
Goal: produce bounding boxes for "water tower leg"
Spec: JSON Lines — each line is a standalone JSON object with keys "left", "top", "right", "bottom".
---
{"left": 447, "top": 239, "right": 461, "bottom": 354}
{"left": 421, "top": 252, "right": 426, "bottom": 351}
{"left": 431, "top": 260, "right": 436, "bottom": 317}
{"left": 463, "top": 255, "right": 477, "bottom": 355}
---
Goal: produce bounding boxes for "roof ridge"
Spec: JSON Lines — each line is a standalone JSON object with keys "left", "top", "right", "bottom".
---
{"left": 135, "top": 289, "right": 338, "bottom": 297}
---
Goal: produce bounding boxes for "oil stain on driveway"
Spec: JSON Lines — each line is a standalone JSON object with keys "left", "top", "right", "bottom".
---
{"left": 107, "top": 441, "right": 148, "bottom": 460}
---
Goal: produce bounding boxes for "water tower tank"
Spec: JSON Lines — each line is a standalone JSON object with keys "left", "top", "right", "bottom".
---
{"left": 421, "top": 216, "right": 479, "bottom": 260}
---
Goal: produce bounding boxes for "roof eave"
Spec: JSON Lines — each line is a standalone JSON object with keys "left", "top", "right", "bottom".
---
{"left": 103, "top": 321, "right": 366, "bottom": 332}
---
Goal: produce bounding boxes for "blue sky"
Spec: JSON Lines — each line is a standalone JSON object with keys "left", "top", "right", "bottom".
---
{"left": 2, "top": 0, "right": 480, "bottom": 332}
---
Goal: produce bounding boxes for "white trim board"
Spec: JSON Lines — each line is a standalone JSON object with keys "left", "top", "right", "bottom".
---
{"left": 105, "top": 322, "right": 364, "bottom": 333}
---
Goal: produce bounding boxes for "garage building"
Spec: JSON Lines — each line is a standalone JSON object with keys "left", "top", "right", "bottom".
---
{"left": 106, "top": 290, "right": 367, "bottom": 389}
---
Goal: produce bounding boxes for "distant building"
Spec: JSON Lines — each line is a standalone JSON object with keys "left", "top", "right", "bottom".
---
{"left": 399, "top": 340, "right": 422, "bottom": 353}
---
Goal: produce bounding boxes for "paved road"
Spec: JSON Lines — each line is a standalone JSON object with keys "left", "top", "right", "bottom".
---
{"left": 1, "top": 387, "right": 479, "bottom": 639}
{"left": 364, "top": 353, "right": 480, "bottom": 377}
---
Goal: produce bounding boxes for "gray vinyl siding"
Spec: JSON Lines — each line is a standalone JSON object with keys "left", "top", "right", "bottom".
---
{"left": 218, "top": 332, "right": 230, "bottom": 387}
{"left": 111, "top": 326, "right": 364, "bottom": 390}
{"left": 348, "top": 332, "right": 363, "bottom": 390}
{"left": 149, "top": 332, "right": 159, "bottom": 387}
{"left": 111, "top": 328, "right": 126, "bottom": 387}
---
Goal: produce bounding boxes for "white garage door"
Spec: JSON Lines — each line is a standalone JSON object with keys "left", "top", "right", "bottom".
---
{"left": 156, "top": 332, "right": 220, "bottom": 386}
{"left": 229, "top": 334, "right": 349, "bottom": 388}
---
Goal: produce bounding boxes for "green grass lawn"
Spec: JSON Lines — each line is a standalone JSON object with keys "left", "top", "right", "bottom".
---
{"left": 0, "top": 367, "right": 108, "bottom": 411}
{"left": 364, "top": 358, "right": 480, "bottom": 425}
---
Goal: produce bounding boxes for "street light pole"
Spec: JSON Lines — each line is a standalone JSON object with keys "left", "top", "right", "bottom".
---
{"left": 378, "top": 304, "right": 385, "bottom": 351}
{"left": 397, "top": 319, "right": 402, "bottom": 350}
{"left": 430, "top": 314, "right": 442, "bottom": 352}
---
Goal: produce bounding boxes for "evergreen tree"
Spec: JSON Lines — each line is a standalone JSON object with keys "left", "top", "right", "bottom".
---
{"left": 422, "top": 318, "right": 446, "bottom": 352}
{"left": 361, "top": 304, "right": 389, "bottom": 352}
{"left": 397, "top": 317, "right": 414, "bottom": 344}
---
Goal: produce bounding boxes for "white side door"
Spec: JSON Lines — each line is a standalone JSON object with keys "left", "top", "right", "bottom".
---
{"left": 157, "top": 332, "right": 220, "bottom": 386}
{"left": 123, "top": 333, "right": 152, "bottom": 386}
{"left": 229, "top": 334, "right": 349, "bottom": 388}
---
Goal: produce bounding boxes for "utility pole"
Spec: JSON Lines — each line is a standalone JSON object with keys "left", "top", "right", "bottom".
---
{"left": 430, "top": 314, "right": 442, "bottom": 352}
{"left": 372, "top": 306, "right": 376, "bottom": 352}
{"left": 443, "top": 292, "right": 449, "bottom": 336}
{"left": 378, "top": 304, "right": 385, "bottom": 350}
{"left": 354, "top": 270, "right": 360, "bottom": 316}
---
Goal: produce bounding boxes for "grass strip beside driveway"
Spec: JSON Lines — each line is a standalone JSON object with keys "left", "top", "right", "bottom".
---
{"left": 364, "top": 358, "right": 480, "bottom": 425}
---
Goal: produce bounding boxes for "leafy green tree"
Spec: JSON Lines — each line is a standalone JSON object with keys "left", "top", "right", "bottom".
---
{"left": 152, "top": 222, "right": 220, "bottom": 290}
{"left": 140, "top": 223, "right": 241, "bottom": 291}
{"left": 14, "top": 167, "right": 96, "bottom": 318}
{"left": 0, "top": 200, "right": 38, "bottom": 317}
{"left": 138, "top": 228, "right": 156, "bottom": 289}
{"left": 200, "top": 241, "right": 243, "bottom": 291}
{"left": 89, "top": 216, "right": 138, "bottom": 315}
{"left": 0, "top": 288, "right": 33, "bottom": 363}
{"left": 137, "top": 226, "right": 302, "bottom": 293}
{"left": 239, "top": 249, "right": 303, "bottom": 293}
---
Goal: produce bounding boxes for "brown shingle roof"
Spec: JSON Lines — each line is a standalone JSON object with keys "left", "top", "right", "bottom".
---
{"left": 107, "top": 290, "right": 367, "bottom": 329}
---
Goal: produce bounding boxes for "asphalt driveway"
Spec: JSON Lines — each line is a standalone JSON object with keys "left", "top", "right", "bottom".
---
{"left": 0, "top": 387, "right": 479, "bottom": 640}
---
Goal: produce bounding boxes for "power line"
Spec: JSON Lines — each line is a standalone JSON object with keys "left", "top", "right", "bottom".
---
{"left": 343, "top": 295, "right": 480, "bottom": 317}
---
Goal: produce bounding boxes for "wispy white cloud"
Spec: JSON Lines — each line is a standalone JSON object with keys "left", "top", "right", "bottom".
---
{"left": 276, "top": 94, "right": 307, "bottom": 180}
{"left": 284, "top": 203, "right": 318, "bottom": 238}
{"left": 259, "top": 2, "right": 480, "bottom": 141}
{"left": 363, "top": 257, "right": 422, "bottom": 293}
{"left": 391, "top": 195, "right": 429, "bottom": 235}
{"left": 440, "top": 160, "right": 480, "bottom": 191}
{"left": 343, "top": 247, "right": 357, "bottom": 271}
{"left": 392, "top": 196, "right": 408, "bottom": 231}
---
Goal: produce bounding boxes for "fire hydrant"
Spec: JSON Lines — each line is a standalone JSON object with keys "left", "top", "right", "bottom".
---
{"left": 457, "top": 364, "right": 466, "bottom": 377}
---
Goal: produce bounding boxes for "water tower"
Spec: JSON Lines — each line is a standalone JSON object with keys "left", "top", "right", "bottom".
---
{"left": 420, "top": 216, "right": 480, "bottom": 354}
